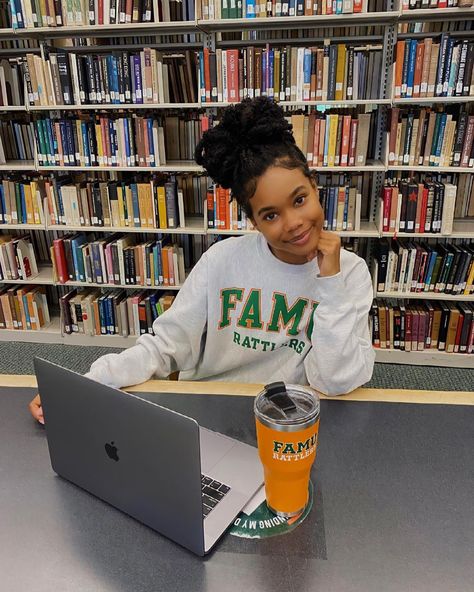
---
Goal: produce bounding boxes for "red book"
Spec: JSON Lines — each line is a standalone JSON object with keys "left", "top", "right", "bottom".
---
{"left": 453, "top": 311, "right": 464, "bottom": 353}
{"left": 419, "top": 186, "right": 429, "bottom": 234}
{"left": 203, "top": 48, "right": 211, "bottom": 103}
{"left": 227, "top": 50, "right": 240, "bottom": 103}
{"left": 348, "top": 119, "right": 358, "bottom": 167}
{"left": 340, "top": 115, "right": 352, "bottom": 167}
{"left": 53, "top": 238, "right": 68, "bottom": 284}
{"left": 382, "top": 186, "right": 392, "bottom": 232}
{"left": 405, "top": 307, "right": 412, "bottom": 352}
{"left": 353, "top": 0, "right": 363, "bottom": 12}
{"left": 413, "top": 42, "right": 425, "bottom": 98}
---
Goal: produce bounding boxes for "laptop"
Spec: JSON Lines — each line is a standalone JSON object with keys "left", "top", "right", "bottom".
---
{"left": 34, "top": 358, "right": 264, "bottom": 556}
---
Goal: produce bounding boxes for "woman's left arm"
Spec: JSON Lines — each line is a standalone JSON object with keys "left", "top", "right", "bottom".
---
{"left": 303, "top": 241, "right": 375, "bottom": 396}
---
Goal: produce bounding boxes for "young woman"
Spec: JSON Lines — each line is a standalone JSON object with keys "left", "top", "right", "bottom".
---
{"left": 29, "top": 97, "right": 375, "bottom": 424}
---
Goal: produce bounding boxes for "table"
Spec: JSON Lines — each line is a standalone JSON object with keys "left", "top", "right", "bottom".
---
{"left": 1, "top": 384, "right": 473, "bottom": 592}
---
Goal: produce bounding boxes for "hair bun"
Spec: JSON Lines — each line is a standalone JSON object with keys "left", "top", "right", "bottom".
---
{"left": 195, "top": 97, "right": 295, "bottom": 189}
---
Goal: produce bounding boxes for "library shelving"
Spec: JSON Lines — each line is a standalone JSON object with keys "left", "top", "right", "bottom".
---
{"left": 1, "top": 0, "right": 474, "bottom": 367}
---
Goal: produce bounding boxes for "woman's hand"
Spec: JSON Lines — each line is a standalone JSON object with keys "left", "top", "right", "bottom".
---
{"left": 307, "top": 230, "right": 341, "bottom": 277}
{"left": 29, "top": 394, "right": 44, "bottom": 425}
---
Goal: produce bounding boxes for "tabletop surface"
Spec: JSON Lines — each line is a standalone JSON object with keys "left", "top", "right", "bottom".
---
{"left": 1, "top": 385, "right": 473, "bottom": 592}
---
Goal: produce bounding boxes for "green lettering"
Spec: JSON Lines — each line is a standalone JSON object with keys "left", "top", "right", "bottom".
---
{"left": 237, "top": 289, "right": 263, "bottom": 330}
{"left": 233, "top": 331, "right": 241, "bottom": 344}
{"left": 282, "top": 443, "right": 296, "bottom": 454}
{"left": 241, "top": 336, "right": 252, "bottom": 348}
{"left": 297, "top": 438, "right": 311, "bottom": 453}
{"left": 273, "top": 441, "right": 284, "bottom": 453}
{"left": 305, "top": 301, "right": 320, "bottom": 340}
{"left": 219, "top": 288, "right": 244, "bottom": 329}
{"left": 267, "top": 293, "right": 309, "bottom": 336}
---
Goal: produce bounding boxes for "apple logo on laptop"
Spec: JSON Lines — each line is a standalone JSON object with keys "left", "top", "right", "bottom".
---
{"left": 105, "top": 441, "right": 119, "bottom": 462}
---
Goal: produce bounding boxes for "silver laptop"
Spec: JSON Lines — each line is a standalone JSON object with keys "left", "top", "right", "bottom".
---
{"left": 34, "top": 358, "right": 263, "bottom": 556}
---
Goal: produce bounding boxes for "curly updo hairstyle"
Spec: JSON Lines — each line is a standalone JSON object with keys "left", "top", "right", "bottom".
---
{"left": 194, "top": 97, "right": 315, "bottom": 218}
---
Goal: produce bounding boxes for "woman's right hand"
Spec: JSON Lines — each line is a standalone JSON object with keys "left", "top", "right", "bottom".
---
{"left": 29, "top": 394, "right": 44, "bottom": 425}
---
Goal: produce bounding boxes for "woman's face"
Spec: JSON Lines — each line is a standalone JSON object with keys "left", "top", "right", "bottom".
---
{"left": 249, "top": 166, "right": 324, "bottom": 264}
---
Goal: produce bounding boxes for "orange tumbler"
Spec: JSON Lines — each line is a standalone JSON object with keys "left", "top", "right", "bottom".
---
{"left": 254, "top": 382, "right": 320, "bottom": 518}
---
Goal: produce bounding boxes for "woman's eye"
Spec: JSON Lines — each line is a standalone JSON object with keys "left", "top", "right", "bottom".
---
{"left": 295, "top": 196, "right": 306, "bottom": 206}
{"left": 264, "top": 213, "right": 277, "bottom": 222}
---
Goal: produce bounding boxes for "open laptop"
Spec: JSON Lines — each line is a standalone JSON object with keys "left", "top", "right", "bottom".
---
{"left": 34, "top": 358, "right": 263, "bottom": 556}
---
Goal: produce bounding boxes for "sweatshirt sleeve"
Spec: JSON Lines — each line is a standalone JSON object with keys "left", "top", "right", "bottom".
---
{"left": 303, "top": 257, "right": 375, "bottom": 396}
{"left": 85, "top": 252, "right": 209, "bottom": 388}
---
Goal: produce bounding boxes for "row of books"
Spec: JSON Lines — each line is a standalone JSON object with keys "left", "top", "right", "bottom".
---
{"left": 52, "top": 233, "right": 186, "bottom": 287}
{"left": 289, "top": 111, "right": 374, "bottom": 167}
{"left": 393, "top": 36, "right": 474, "bottom": 99}
{"left": 60, "top": 287, "right": 176, "bottom": 337}
{"left": 0, "top": 234, "right": 39, "bottom": 280}
{"left": 33, "top": 115, "right": 167, "bottom": 167}
{"left": 0, "top": 59, "right": 24, "bottom": 107}
{"left": 0, "top": 120, "right": 35, "bottom": 164}
{"left": 374, "top": 239, "right": 474, "bottom": 296}
{"left": 206, "top": 186, "right": 251, "bottom": 230}
{"left": 398, "top": 21, "right": 474, "bottom": 36}
{"left": 380, "top": 178, "right": 457, "bottom": 234}
{"left": 197, "top": 0, "right": 389, "bottom": 19}
{"left": 0, "top": 284, "right": 50, "bottom": 331}
{"left": 401, "top": 0, "right": 471, "bottom": 9}
{"left": 319, "top": 184, "right": 362, "bottom": 231}
{"left": 371, "top": 299, "right": 474, "bottom": 354}
{"left": 48, "top": 178, "right": 186, "bottom": 229}
{"left": 453, "top": 172, "right": 474, "bottom": 218}
{"left": 24, "top": 49, "right": 199, "bottom": 107}
{"left": 387, "top": 108, "right": 474, "bottom": 169}
{"left": 0, "top": 177, "right": 47, "bottom": 224}
{"left": 0, "top": 173, "right": 211, "bottom": 226}
{"left": 199, "top": 44, "right": 382, "bottom": 104}
{"left": 10, "top": 0, "right": 193, "bottom": 29}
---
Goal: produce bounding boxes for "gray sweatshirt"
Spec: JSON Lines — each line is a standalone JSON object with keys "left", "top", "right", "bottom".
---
{"left": 87, "top": 232, "right": 375, "bottom": 395}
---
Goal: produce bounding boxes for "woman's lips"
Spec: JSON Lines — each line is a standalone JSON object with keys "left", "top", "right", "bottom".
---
{"left": 287, "top": 229, "right": 312, "bottom": 247}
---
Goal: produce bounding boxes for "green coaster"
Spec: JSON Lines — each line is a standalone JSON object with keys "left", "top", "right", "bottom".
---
{"left": 229, "top": 481, "right": 314, "bottom": 539}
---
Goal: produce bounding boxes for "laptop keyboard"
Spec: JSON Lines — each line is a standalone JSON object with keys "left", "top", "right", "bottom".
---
{"left": 201, "top": 474, "right": 231, "bottom": 519}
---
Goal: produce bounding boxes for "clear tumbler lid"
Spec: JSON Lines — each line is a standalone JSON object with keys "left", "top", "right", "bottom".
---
{"left": 254, "top": 382, "right": 320, "bottom": 429}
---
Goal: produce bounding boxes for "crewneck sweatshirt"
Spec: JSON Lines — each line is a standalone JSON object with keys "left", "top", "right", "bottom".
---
{"left": 87, "top": 233, "right": 375, "bottom": 395}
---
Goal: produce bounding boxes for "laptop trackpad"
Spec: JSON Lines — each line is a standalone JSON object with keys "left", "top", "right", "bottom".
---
{"left": 199, "top": 427, "right": 236, "bottom": 474}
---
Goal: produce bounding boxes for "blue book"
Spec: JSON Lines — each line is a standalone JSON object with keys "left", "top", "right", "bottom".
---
{"left": 13, "top": 0, "right": 24, "bottom": 28}
{"left": 19, "top": 184, "right": 27, "bottom": 223}
{"left": 246, "top": 0, "right": 256, "bottom": 17}
{"left": 45, "top": 119, "right": 55, "bottom": 165}
{"left": 436, "top": 34, "right": 449, "bottom": 97}
{"left": 148, "top": 292, "right": 159, "bottom": 323}
{"left": 268, "top": 49, "right": 274, "bottom": 98}
{"left": 336, "top": 0, "right": 343, "bottom": 13}
{"left": 331, "top": 187, "right": 338, "bottom": 231}
{"left": 22, "top": 293, "right": 31, "bottom": 329}
{"left": 12, "top": 123, "right": 26, "bottom": 160}
{"left": 90, "top": 243, "right": 103, "bottom": 283}
{"left": 55, "top": 182, "right": 65, "bottom": 222}
{"left": 123, "top": 117, "right": 131, "bottom": 165}
{"left": 81, "top": 121, "right": 90, "bottom": 166}
{"left": 105, "top": 295, "right": 115, "bottom": 334}
{"left": 424, "top": 250, "right": 438, "bottom": 289}
{"left": 343, "top": 187, "right": 349, "bottom": 230}
{"left": 111, "top": 55, "right": 120, "bottom": 104}
{"left": 289, "top": 0, "right": 296, "bottom": 16}
{"left": 303, "top": 48, "right": 311, "bottom": 100}
{"left": 406, "top": 40, "right": 417, "bottom": 98}
{"left": 71, "top": 234, "right": 87, "bottom": 281}
{"left": 130, "top": 183, "right": 141, "bottom": 227}
{"left": 133, "top": 55, "right": 143, "bottom": 104}
{"left": 146, "top": 118, "right": 155, "bottom": 166}
{"left": 198, "top": 51, "right": 205, "bottom": 103}
{"left": 66, "top": 120, "right": 76, "bottom": 165}
{"left": 429, "top": 114, "right": 441, "bottom": 165}
{"left": 442, "top": 38, "right": 455, "bottom": 97}
{"left": 434, "top": 113, "right": 447, "bottom": 163}
{"left": 98, "top": 295, "right": 107, "bottom": 334}
{"left": 296, "top": 0, "right": 305, "bottom": 14}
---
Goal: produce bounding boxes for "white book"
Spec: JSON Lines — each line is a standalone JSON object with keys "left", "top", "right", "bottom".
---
{"left": 440, "top": 183, "right": 457, "bottom": 236}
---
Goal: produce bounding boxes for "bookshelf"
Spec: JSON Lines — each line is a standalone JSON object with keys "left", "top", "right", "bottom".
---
{"left": 1, "top": 1, "right": 473, "bottom": 367}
